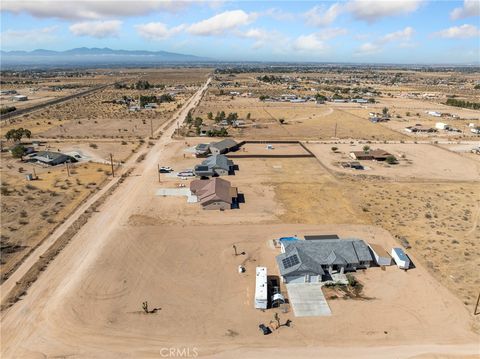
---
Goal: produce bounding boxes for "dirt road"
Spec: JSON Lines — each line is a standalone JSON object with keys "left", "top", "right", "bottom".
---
{"left": 1, "top": 75, "right": 478, "bottom": 358}
{"left": 0, "top": 78, "right": 210, "bottom": 305}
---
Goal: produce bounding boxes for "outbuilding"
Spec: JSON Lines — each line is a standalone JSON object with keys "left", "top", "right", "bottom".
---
{"left": 369, "top": 244, "right": 392, "bottom": 266}
{"left": 391, "top": 247, "right": 410, "bottom": 269}
{"left": 209, "top": 139, "right": 239, "bottom": 155}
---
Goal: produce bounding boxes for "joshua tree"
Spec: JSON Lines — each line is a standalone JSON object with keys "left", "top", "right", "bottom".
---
{"left": 363, "top": 145, "right": 370, "bottom": 153}
{"left": 142, "top": 301, "right": 149, "bottom": 313}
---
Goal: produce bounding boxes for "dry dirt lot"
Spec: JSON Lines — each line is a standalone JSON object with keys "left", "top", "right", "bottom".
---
{"left": 306, "top": 142, "right": 480, "bottom": 181}
{"left": 192, "top": 95, "right": 406, "bottom": 141}
{"left": 0, "top": 88, "right": 188, "bottom": 139}
{"left": 0, "top": 153, "right": 110, "bottom": 282}
{"left": 1, "top": 134, "right": 478, "bottom": 358}
{"left": 348, "top": 180, "right": 480, "bottom": 312}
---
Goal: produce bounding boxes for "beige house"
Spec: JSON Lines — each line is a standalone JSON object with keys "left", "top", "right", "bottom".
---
{"left": 190, "top": 178, "right": 237, "bottom": 210}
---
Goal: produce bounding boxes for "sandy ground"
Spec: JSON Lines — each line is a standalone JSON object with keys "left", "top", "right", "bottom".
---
{"left": 192, "top": 96, "right": 407, "bottom": 141}
{"left": 2, "top": 131, "right": 478, "bottom": 358}
{"left": 306, "top": 143, "right": 480, "bottom": 181}
{"left": 1, "top": 73, "right": 479, "bottom": 358}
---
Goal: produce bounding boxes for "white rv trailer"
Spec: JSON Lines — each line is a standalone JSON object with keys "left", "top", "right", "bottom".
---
{"left": 391, "top": 248, "right": 410, "bottom": 269}
{"left": 255, "top": 267, "right": 268, "bottom": 309}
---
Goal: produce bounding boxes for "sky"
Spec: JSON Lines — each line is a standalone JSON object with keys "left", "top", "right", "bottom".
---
{"left": 1, "top": 0, "right": 479, "bottom": 64}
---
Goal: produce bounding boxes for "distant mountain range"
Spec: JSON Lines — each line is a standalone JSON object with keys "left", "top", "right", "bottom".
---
{"left": 0, "top": 47, "right": 212, "bottom": 68}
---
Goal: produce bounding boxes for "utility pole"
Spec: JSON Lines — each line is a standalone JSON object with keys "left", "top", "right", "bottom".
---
{"left": 65, "top": 162, "right": 70, "bottom": 177}
{"left": 32, "top": 167, "right": 37, "bottom": 180}
{"left": 150, "top": 118, "right": 153, "bottom": 138}
{"left": 334, "top": 122, "right": 338, "bottom": 137}
{"left": 110, "top": 153, "right": 115, "bottom": 177}
{"left": 157, "top": 164, "right": 161, "bottom": 183}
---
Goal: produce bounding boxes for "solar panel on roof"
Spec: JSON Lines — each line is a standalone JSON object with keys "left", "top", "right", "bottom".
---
{"left": 282, "top": 254, "right": 300, "bottom": 269}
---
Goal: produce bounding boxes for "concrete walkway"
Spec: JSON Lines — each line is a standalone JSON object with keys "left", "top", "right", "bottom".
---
{"left": 286, "top": 283, "right": 332, "bottom": 317}
{"left": 156, "top": 188, "right": 198, "bottom": 203}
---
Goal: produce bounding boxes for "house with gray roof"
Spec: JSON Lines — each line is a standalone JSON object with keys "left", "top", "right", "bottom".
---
{"left": 276, "top": 238, "right": 373, "bottom": 284}
{"left": 26, "top": 151, "right": 78, "bottom": 166}
{"left": 209, "top": 139, "right": 239, "bottom": 155}
{"left": 194, "top": 154, "right": 234, "bottom": 177}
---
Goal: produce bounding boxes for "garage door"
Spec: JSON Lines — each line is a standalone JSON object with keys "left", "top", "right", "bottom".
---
{"left": 286, "top": 275, "right": 305, "bottom": 284}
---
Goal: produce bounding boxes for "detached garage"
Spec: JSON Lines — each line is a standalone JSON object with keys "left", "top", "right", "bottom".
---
{"left": 369, "top": 244, "right": 392, "bottom": 266}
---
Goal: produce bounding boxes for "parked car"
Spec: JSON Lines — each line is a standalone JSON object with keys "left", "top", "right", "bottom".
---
{"left": 177, "top": 170, "right": 194, "bottom": 177}
{"left": 159, "top": 166, "right": 173, "bottom": 173}
{"left": 259, "top": 324, "right": 272, "bottom": 335}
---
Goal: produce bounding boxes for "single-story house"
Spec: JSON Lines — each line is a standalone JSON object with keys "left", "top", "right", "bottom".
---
{"left": 13, "top": 95, "right": 28, "bottom": 101}
{"left": 369, "top": 244, "right": 392, "bottom": 266}
{"left": 276, "top": 238, "right": 373, "bottom": 283}
{"left": 405, "top": 125, "right": 437, "bottom": 133}
{"left": 194, "top": 154, "right": 234, "bottom": 177}
{"left": 194, "top": 143, "right": 210, "bottom": 157}
{"left": 26, "top": 151, "right": 77, "bottom": 166}
{"left": 209, "top": 139, "right": 239, "bottom": 155}
{"left": 190, "top": 177, "right": 238, "bottom": 210}
{"left": 350, "top": 149, "right": 394, "bottom": 161}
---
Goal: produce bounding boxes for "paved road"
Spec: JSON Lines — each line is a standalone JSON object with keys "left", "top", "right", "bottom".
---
{"left": 0, "top": 78, "right": 210, "bottom": 305}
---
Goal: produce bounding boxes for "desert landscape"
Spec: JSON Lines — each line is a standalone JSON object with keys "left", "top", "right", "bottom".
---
{"left": 1, "top": 62, "right": 479, "bottom": 359}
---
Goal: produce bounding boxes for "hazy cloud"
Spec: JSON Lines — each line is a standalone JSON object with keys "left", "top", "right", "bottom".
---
{"left": 0, "top": 0, "right": 190, "bottom": 20}
{"left": 187, "top": 10, "right": 257, "bottom": 36}
{"left": 135, "top": 22, "right": 185, "bottom": 40}
{"left": 450, "top": 0, "right": 480, "bottom": 20}
{"left": 380, "top": 26, "right": 414, "bottom": 43}
{"left": 355, "top": 42, "right": 382, "bottom": 55}
{"left": 305, "top": 3, "right": 343, "bottom": 27}
{"left": 293, "top": 33, "right": 329, "bottom": 52}
{"left": 434, "top": 24, "right": 480, "bottom": 39}
{"left": 238, "top": 28, "right": 276, "bottom": 49}
{"left": 347, "top": 0, "right": 423, "bottom": 22}
{"left": 69, "top": 20, "right": 122, "bottom": 38}
{"left": 1, "top": 25, "right": 58, "bottom": 47}
{"left": 355, "top": 26, "right": 415, "bottom": 55}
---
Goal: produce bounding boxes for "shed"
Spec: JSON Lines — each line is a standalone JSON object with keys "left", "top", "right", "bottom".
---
{"left": 391, "top": 247, "right": 410, "bottom": 269}
{"left": 369, "top": 244, "right": 392, "bottom": 266}
{"left": 255, "top": 267, "right": 268, "bottom": 309}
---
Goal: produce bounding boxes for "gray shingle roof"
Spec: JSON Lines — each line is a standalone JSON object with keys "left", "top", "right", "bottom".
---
{"left": 276, "top": 239, "right": 373, "bottom": 277}
{"left": 210, "top": 139, "right": 238, "bottom": 152}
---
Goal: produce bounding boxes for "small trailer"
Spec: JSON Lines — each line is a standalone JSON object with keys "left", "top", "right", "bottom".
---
{"left": 391, "top": 248, "right": 410, "bottom": 269}
{"left": 255, "top": 267, "right": 268, "bottom": 309}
